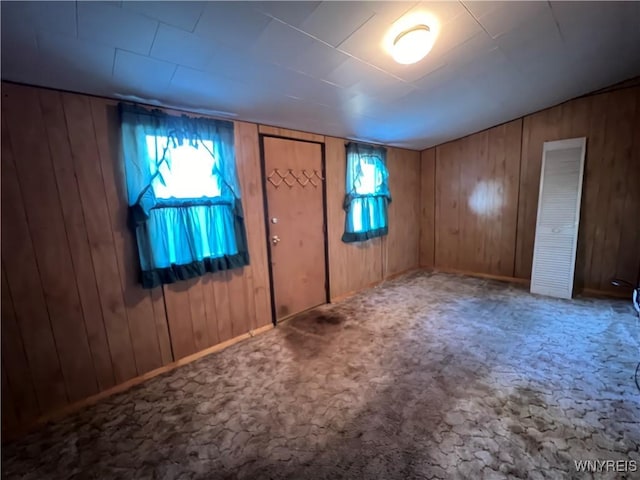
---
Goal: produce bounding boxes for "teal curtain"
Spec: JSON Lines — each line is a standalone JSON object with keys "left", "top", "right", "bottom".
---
{"left": 342, "top": 142, "right": 391, "bottom": 243}
{"left": 119, "top": 103, "right": 249, "bottom": 288}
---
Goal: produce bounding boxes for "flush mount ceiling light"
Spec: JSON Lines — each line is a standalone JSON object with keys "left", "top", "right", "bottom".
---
{"left": 392, "top": 24, "right": 433, "bottom": 65}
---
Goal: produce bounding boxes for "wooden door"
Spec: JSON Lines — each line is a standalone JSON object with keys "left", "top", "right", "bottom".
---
{"left": 263, "top": 137, "right": 326, "bottom": 321}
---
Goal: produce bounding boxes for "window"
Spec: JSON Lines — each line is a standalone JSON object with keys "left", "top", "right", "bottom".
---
{"left": 147, "top": 136, "right": 221, "bottom": 199}
{"left": 119, "top": 104, "right": 249, "bottom": 288}
{"left": 342, "top": 142, "right": 391, "bottom": 242}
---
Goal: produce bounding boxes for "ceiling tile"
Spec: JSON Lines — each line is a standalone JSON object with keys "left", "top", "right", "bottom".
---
{"left": 122, "top": 1, "right": 205, "bottom": 32}
{"left": 1, "top": 0, "right": 638, "bottom": 151}
{"left": 113, "top": 49, "right": 176, "bottom": 94}
{"left": 460, "top": 46, "right": 511, "bottom": 81}
{"left": 1, "top": 28, "right": 40, "bottom": 85}
{"left": 440, "top": 31, "right": 496, "bottom": 69}
{"left": 171, "top": 67, "right": 262, "bottom": 106}
{"left": 6, "top": 31, "right": 117, "bottom": 96}
{"left": 37, "top": 31, "right": 116, "bottom": 81}
{"left": 478, "top": 2, "right": 550, "bottom": 39}
{"left": 203, "top": 47, "right": 305, "bottom": 94}
{"left": 412, "top": 64, "right": 454, "bottom": 92}
{"left": 150, "top": 24, "right": 214, "bottom": 70}
{"left": 342, "top": 93, "right": 391, "bottom": 119}
{"left": 324, "top": 57, "right": 382, "bottom": 89}
{"left": 462, "top": 53, "right": 526, "bottom": 106}
{"left": 334, "top": 1, "right": 473, "bottom": 79}
{"left": 367, "top": 2, "right": 420, "bottom": 19}
{"left": 411, "top": 1, "right": 467, "bottom": 25}
{"left": 0, "top": 5, "right": 39, "bottom": 51}
{"left": 282, "top": 75, "right": 354, "bottom": 108}
{"left": 336, "top": 4, "right": 416, "bottom": 62}
{"left": 254, "top": 1, "right": 322, "bottom": 27}
{"left": 249, "top": 19, "right": 316, "bottom": 67}
{"left": 550, "top": 2, "right": 640, "bottom": 50}
{"left": 77, "top": 2, "right": 159, "bottom": 55}
{"left": 461, "top": 1, "right": 498, "bottom": 19}
{"left": 389, "top": 58, "right": 447, "bottom": 84}
{"left": 347, "top": 68, "right": 413, "bottom": 102}
{"left": 298, "top": 1, "right": 376, "bottom": 47}
{"left": 495, "top": 8, "right": 564, "bottom": 65}
{"left": 203, "top": 46, "right": 272, "bottom": 81}
{"left": 427, "top": 9, "right": 483, "bottom": 61}
{"left": 337, "top": 1, "right": 461, "bottom": 65}
{"left": 0, "top": 0, "right": 77, "bottom": 37}
{"left": 194, "top": 2, "right": 271, "bottom": 50}
{"left": 286, "top": 40, "right": 350, "bottom": 79}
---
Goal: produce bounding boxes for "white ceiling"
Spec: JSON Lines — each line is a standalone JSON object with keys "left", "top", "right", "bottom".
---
{"left": 2, "top": 1, "right": 639, "bottom": 150}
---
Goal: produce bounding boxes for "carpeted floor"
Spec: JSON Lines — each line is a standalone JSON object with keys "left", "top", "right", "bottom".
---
{"left": 2, "top": 272, "right": 639, "bottom": 480}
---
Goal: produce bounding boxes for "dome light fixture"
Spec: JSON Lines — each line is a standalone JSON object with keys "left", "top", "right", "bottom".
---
{"left": 392, "top": 24, "right": 433, "bottom": 65}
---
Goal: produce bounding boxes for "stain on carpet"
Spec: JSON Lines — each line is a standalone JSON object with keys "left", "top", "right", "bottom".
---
{"left": 2, "top": 272, "right": 639, "bottom": 480}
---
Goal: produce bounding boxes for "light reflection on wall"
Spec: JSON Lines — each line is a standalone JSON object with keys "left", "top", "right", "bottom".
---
{"left": 468, "top": 180, "right": 505, "bottom": 217}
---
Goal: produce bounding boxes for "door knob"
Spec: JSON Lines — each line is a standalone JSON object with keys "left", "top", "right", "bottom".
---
{"left": 272, "top": 235, "right": 281, "bottom": 245}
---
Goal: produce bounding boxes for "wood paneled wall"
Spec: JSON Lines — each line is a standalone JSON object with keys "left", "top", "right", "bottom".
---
{"left": 325, "top": 137, "right": 383, "bottom": 299}
{"left": 516, "top": 88, "right": 640, "bottom": 291}
{"left": 419, "top": 148, "right": 436, "bottom": 268}
{"left": 1, "top": 84, "right": 272, "bottom": 433}
{"left": 420, "top": 85, "right": 640, "bottom": 292}
{"left": 1, "top": 83, "right": 423, "bottom": 434}
{"left": 432, "top": 119, "right": 522, "bottom": 276}
{"left": 385, "top": 148, "right": 421, "bottom": 277}
{"left": 160, "top": 121, "right": 272, "bottom": 361}
{"left": 325, "top": 137, "right": 421, "bottom": 300}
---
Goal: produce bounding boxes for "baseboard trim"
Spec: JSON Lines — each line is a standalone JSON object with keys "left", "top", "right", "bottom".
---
{"left": 2, "top": 324, "right": 273, "bottom": 443}
{"left": 426, "top": 267, "right": 531, "bottom": 286}
{"left": 580, "top": 288, "right": 632, "bottom": 300}
{"left": 330, "top": 268, "right": 422, "bottom": 303}
{"left": 425, "top": 268, "right": 632, "bottom": 300}
{"left": 330, "top": 280, "right": 383, "bottom": 303}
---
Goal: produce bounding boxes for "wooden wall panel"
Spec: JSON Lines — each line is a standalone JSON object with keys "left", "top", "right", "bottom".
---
{"left": 163, "top": 282, "right": 197, "bottom": 360}
{"left": 325, "top": 138, "right": 421, "bottom": 298}
{"left": 187, "top": 278, "right": 210, "bottom": 352}
{"left": 614, "top": 92, "right": 640, "bottom": 289}
{"left": 1, "top": 118, "right": 68, "bottom": 412}
{"left": 211, "top": 271, "right": 233, "bottom": 342}
{"left": 60, "top": 93, "right": 139, "bottom": 384}
{"left": 38, "top": 90, "right": 116, "bottom": 392}
{"left": 3, "top": 84, "right": 98, "bottom": 403}
{"left": 0, "top": 84, "right": 275, "bottom": 432}
{"left": 489, "top": 119, "right": 522, "bottom": 276}
{"left": 89, "top": 97, "right": 169, "bottom": 375}
{"left": 423, "top": 85, "right": 639, "bottom": 293}
{"left": 419, "top": 148, "right": 436, "bottom": 268}
{"left": 160, "top": 120, "right": 273, "bottom": 360}
{"left": 2, "top": 367, "right": 18, "bottom": 434}
{"left": 258, "top": 124, "right": 324, "bottom": 143}
{"left": 227, "top": 270, "right": 251, "bottom": 338}
{"left": 515, "top": 105, "right": 564, "bottom": 279}
{"left": 434, "top": 141, "right": 461, "bottom": 269}
{"left": 325, "top": 137, "right": 384, "bottom": 299}
{"left": 433, "top": 119, "right": 523, "bottom": 277}
{"left": 385, "top": 148, "right": 421, "bottom": 277}
{"left": 150, "top": 287, "right": 173, "bottom": 365}
{"left": 200, "top": 275, "right": 221, "bottom": 347}
{"left": 235, "top": 121, "right": 272, "bottom": 329}
{"left": 515, "top": 87, "right": 640, "bottom": 292}
{"left": 4, "top": 78, "right": 637, "bottom": 437}
{"left": 1, "top": 266, "right": 40, "bottom": 423}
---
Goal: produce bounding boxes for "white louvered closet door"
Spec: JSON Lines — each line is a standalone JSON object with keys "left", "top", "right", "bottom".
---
{"left": 530, "top": 137, "right": 587, "bottom": 299}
